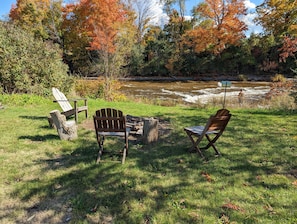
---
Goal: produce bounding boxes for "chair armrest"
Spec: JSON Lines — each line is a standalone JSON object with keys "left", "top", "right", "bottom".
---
{"left": 68, "top": 98, "right": 87, "bottom": 104}
{"left": 53, "top": 100, "right": 69, "bottom": 102}
{"left": 68, "top": 98, "right": 88, "bottom": 101}
{"left": 70, "top": 98, "right": 88, "bottom": 108}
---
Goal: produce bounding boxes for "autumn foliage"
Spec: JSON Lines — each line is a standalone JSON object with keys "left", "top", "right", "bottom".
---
{"left": 279, "top": 36, "right": 297, "bottom": 62}
{"left": 63, "top": 0, "right": 127, "bottom": 53}
{"left": 256, "top": 0, "right": 297, "bottom": 37}
{"left": 5, "top": 0, "right": 297, "bottom": 80}
{"left": 184, "top": 0, "right": 247, "bottom": 54}
{"left": 9, "top": 0, "right": 52, "bottom": 38}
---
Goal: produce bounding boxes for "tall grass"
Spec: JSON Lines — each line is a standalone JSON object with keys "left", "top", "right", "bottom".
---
{"left": 0, "top": 94, "right": 296, "bottom": 223}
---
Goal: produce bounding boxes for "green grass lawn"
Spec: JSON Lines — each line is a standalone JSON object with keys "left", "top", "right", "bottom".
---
{"left": 0, "top": 95, "right": 296, "bottom": 223}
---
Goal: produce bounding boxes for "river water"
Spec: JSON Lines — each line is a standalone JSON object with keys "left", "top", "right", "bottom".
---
{"left": 119, "top": 80, "right": 271, "bottom": 104}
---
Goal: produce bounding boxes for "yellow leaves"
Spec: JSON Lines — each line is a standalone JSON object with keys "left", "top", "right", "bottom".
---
{"left": 256, "top": 0, "right": 297, "bottom": 36}
{"left": 9, "top": 0, "right": 60, "bottom": 40}
{"left": 287, "top": 25, "right": 297, "bottom": 40}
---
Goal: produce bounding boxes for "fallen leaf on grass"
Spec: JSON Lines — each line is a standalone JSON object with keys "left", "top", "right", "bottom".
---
{"left": 222, "top": 203, "right": 243, "bottom": 211}
{"left": 263, "top": 205, "right": 275, "bottom": 214}
{"left": 201, "top": 171, "right": 212, "bottom": 182}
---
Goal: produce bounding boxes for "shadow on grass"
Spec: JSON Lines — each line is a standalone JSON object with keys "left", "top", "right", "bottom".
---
{"left": 19, "top": 114, "right": 55, "bottom": 129}
{"left": 19, "top": 115, "right": 49, "bottom": 120}
{"left": 18, "top": 134, "right": 59, "bottom": 141}
{"left": 10, "top": 111, "right": 297, "bottom": 223}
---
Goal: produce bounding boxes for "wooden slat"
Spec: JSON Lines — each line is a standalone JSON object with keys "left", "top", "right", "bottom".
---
{"left": 52, "top": 87, "right": 73, "bottom": 112}
{"left": 94, "top": 108, "right": 127, "bottom": 132}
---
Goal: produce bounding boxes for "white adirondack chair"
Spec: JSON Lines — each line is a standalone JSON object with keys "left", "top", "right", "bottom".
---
{"left": 52, "top": 87, "right": 88, "bottom": 123}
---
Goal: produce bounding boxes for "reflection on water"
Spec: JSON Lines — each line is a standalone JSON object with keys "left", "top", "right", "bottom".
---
{"left": 119, "top": 80, "right": 271, "bottom": 104}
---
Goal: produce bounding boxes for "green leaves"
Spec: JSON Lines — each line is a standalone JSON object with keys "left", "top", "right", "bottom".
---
{"left": 0, "top": 22, "right": 71, "bottom": 95}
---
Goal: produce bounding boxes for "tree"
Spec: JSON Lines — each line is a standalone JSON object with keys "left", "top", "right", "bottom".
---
{"left": 163, "top": 9, "right": 192, "bottom": 75}
{"left": 79, "top": 0, "right": 127, "bottom": 54}
{"left": 63, "top": 0, "right": 135, "bottom": 100}
{"left": 0, "top": 22, "right": 71, "bottom": 95}
{"left": 279, "top": 36, "right": 297, "bottom": 62}
{"left": 62, "top": 1, "right": 93, "bottom": 75}
{"left": 120, "top": 0, "right": 170, "bottom": 77}
{"left": 122, "top": 0, "right": 161, "bottom": 44}
{"left": 183, "top": 0, "right": 247, "bottom": 55}
{"left": 256, "top": 0, "right": 297, "bottom": 38}
{"left": 256, "top": 0, "right": 297, "bottom": 75}
{"left": 9, "top": 0, "right": 64, "bottom": 42}
{"left": 163, "top": 0, "right": 186, "bottom": 17}
{"left": 142, "top": 25, "right": 172, "bottom": 76}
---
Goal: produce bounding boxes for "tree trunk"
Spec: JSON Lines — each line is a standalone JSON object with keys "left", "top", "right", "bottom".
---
{"left": 50, "top": 110, "right": 77, "bottom": 140}
{"left": 143, "top": 118, "right": 158, "bottom": 144}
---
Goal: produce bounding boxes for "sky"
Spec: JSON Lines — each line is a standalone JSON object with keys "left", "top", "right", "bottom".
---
{"left": 0, "top": 0, "right": 263, "bottom": 35}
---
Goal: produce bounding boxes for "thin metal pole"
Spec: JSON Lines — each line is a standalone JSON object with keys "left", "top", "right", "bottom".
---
{"left": 223, "top": 85, "right": 227, "bottom": 108}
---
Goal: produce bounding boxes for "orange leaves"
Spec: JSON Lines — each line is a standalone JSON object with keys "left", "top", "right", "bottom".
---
{"left": 185, "top": 27, "right": 215, "bottom": 53}
{"left": 279, "top": 36, "right": 297, "bottom": 62}
{"left": 184, "top": 0, "right": 247, "bottom": 54}
{"left": 83, "top": 0, "right": 127, "bottom": 52}
{"left": 63, "top": 0, "right": 128, "bottom": 53}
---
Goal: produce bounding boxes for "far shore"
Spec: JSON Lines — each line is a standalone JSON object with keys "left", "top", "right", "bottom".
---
{"left": 85, "top": 74, "right": 274, "bottom": 82}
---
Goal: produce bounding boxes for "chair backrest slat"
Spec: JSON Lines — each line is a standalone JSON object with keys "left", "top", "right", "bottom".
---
{"left": 52, "top": 87, "right": 73, "bottom": 112}
{"left": 214, "top": 108, "right": 230, "bottom": 117}
{"left": 94, "top": 108, "right": 126, "bottom": 132}
{"left": 206, "top": 115, "right": 231, "bottom": 132}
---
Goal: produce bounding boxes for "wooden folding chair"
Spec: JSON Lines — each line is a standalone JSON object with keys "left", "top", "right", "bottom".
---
{"left": 184, "top": 113, "right": 231, "bottom": 159}
{"left": 93, "top": 108, "right": 131, "bottom": 164}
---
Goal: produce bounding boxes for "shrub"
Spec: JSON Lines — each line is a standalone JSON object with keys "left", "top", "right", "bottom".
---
{"left": 102, "top": 78, "right": 127, "bottom": 101}
{"left": 75, "top": 79, "right": 104, "bottom": 99}
{"left": 268, "top": 92, "right": 296, "bottom": 110}
{"left": 289, "top": 78, "right": 297, "bottom": 104}
{"left": 0, "top": 21, "right": 72, "bottom": 96}
{"left": 75, "top": 78, "right": 127, "bottom": 101}
{"left": 238, "top": 74, "right": 247, "bottom": 81}
{"left": 271, "top": 73, "right": 286, "bottom": 82}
